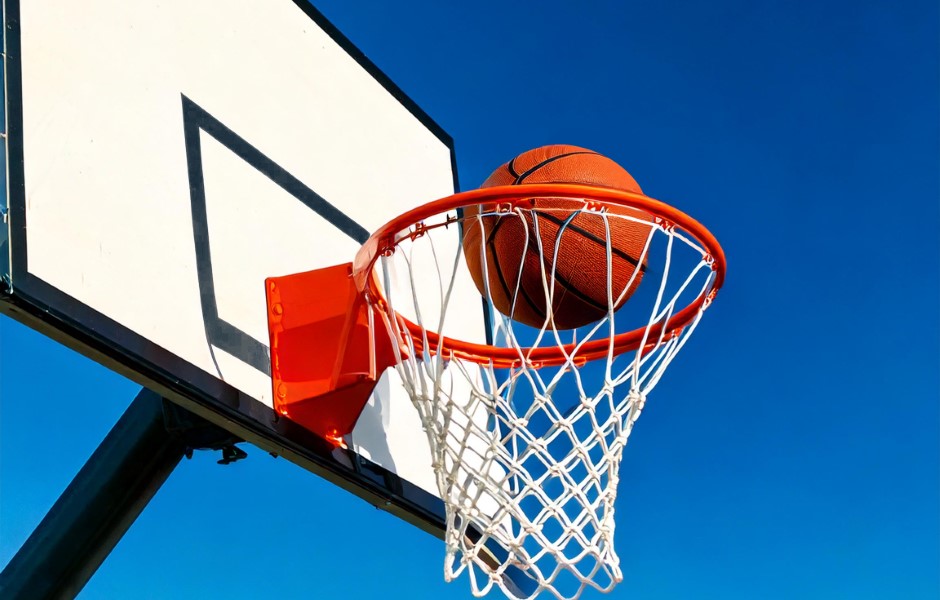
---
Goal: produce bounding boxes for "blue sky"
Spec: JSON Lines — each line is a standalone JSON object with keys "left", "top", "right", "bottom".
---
{"left": 2, "top": 0, "right": 938, "bottom": 598}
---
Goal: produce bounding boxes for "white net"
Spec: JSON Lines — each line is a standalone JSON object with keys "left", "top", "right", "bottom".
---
{"left": 365, "top": 195, "right": 720, "bottom": 600}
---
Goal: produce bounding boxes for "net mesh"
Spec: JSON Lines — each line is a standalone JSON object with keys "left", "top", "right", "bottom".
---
{"left": 366, "top": 197, "right": 718, "bottom": 600}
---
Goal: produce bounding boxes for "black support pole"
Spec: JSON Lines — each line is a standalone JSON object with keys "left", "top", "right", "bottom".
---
{"left": 1, "top": 389, "right": 193, "bottom": 599}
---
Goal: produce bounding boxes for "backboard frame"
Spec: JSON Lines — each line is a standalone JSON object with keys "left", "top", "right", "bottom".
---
{"left": 0, "top": 0, "right": 458, "bottom": 537}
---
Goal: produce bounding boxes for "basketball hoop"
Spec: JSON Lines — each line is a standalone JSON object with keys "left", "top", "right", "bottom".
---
{"left": 353, "top": 183, "right": 723, "bottom": 368}
{"left": 266, "top": 183, "right": 725, "bottom": 600}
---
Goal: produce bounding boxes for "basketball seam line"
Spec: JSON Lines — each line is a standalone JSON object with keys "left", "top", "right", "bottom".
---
{"left": 514, "top": 151, "right": 599, "bottom": 184}
{"left": 535, "top": 211, "right": 648, "bottom": 273}
{"left": 484, "top": 216, "right": 548, "bottom": 322}
{"left": 527, "top": 214, "right": 612, "bottom": 316}
{"left": 507, "top": 158, "right": 521, "bottom": 179}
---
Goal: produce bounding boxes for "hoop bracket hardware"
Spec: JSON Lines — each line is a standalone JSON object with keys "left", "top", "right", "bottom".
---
{"left": 265, "top": 263, "right": 395, "bottom": 445}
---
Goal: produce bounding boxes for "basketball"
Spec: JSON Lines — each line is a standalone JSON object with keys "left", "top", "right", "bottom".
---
{"left": 462, "top": 145, "right": 653, "bottom": 329}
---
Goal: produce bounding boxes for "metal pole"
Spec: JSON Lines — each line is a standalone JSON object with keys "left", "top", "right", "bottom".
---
{"left": 0, "top": 388, "right": 235, "bottom": 599}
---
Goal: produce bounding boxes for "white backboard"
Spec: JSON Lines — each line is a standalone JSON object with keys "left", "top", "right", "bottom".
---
{"left": 2, "top": 0, "right": 485, "bottom": 532}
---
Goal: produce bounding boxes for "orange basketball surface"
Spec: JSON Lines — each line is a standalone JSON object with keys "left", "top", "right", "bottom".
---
{"left": 463, "top": 145, "right": 653, "bottom": 329}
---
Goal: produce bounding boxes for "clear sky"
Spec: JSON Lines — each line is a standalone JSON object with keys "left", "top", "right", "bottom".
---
{"left": 2, "top": 0, "right": 938, "bottom": 598}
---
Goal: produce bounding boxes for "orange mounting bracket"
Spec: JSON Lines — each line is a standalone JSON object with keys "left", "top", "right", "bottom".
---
{"left": 265, "top": 263, "right": 395, "bottom": 446}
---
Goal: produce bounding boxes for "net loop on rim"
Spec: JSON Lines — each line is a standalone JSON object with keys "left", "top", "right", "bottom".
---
{"left": 355, "top": 184, "right": 724, "bottom": 600}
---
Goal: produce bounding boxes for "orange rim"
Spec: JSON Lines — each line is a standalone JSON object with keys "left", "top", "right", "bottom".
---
{"left": 352, "top": 183, "right": 726, "bottom": 369}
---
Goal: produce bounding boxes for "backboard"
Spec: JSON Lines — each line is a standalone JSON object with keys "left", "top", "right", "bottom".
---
{"left": 0, "top": 0, "right": 487, "bottom": 535}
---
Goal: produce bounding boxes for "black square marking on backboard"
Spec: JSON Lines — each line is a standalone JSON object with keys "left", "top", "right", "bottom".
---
{"left": 181, "top": 95, "right": 370, "bottom": 376}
